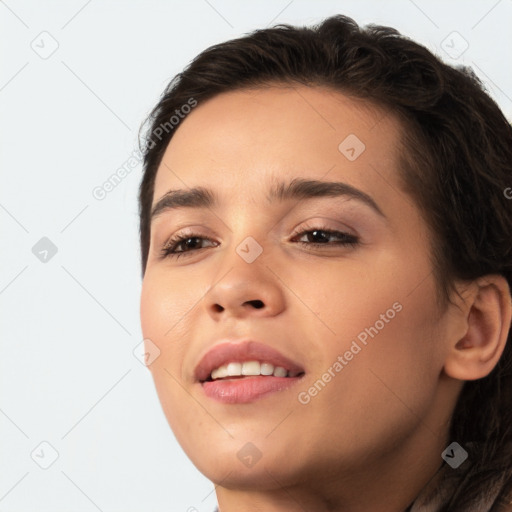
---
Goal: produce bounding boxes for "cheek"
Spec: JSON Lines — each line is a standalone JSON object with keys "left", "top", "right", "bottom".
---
{"left": 140, "top": 269, "right": 202, "bottom": 351}
{"left": 139, "top": 270, "right": 198, "bottom": 408}
{"left": 140, "top": 272, "right": 202, "bottom": 444}
{"left": 283, "top": 256, "right": 400, "bottom": 345}
{"left": 293, "top": 256, "right": 443, "bottom": 444}
{"left": 296, "top": 308, "right": 441, "bottom": 467}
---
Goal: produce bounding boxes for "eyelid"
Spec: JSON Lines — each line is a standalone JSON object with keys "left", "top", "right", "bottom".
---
{"left": 288, "top": 217, "right": 359, "bottom": 239}
{"left": 160, "top": 225, "right": 218, "bottom": 246}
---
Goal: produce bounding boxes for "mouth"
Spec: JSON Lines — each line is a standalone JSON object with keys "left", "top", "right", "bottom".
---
{"left": 194, "top": 340, "right": 305, "bottom": 403}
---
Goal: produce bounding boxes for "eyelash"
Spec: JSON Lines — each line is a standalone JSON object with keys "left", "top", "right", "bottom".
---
{"left": 159, "top": 225, "right": 359, "bottom": 260}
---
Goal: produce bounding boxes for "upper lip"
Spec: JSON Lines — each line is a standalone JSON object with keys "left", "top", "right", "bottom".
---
{"left": 194, "top": 339, "right": 305, "bottom": 382}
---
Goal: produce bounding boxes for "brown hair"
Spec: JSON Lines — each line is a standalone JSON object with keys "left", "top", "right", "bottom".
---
{"left": 138, "top": 15, "right": 512, "bottom": 509}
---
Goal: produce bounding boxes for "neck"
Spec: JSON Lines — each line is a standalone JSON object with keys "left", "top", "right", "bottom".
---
{"left": 215, "top": 429, "right": 448, "bottom": 512}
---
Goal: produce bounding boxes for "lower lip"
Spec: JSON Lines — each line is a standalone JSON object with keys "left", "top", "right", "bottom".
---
{"left": 201, "top": 375, "right": 303, "bottom": 404}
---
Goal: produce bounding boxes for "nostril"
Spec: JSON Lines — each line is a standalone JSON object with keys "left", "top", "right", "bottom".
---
{"left": 248, "top": 300, "right": 264, "bottom": 309}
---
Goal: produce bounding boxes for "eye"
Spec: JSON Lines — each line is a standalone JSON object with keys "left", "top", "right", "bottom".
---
{"left": 291, "top": 226, "right": 359, "bottom": 249}
{"left": 159, "top": 233, "right": 218, "bottom": 259}
{"left": 159, "top": 225, "right": 358, "bottom": 260}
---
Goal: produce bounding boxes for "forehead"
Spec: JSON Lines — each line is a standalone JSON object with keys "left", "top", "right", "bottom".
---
{"left": 152, "top": 85, "right": 403, "bottom": 204}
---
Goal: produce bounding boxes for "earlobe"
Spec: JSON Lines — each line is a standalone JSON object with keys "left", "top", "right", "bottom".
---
{"left": 444, "top": 275, "right": 512, "bottom": 381}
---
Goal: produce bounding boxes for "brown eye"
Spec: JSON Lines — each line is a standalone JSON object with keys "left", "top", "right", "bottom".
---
{"left": 292, "top": 228, "right": 359, "bottom": 247}
{"left": 160, "top": 234, "right": 218, "bottom": 259}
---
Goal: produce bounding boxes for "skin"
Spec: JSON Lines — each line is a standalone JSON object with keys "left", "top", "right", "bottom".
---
{"left": 139, "top": 85, "right": 511, "bottom": 512}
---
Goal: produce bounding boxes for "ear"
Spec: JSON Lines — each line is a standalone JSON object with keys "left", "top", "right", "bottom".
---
{"left": 444, "top": 274, "right": 512, "bottom": 381}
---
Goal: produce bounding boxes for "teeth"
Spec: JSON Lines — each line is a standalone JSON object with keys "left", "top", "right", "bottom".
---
{"left": 242, "top": 361, "right": 260, "bottom": 376}
{"left": 226, "top": 362, "right": 242, "bottom": 376}
{"left": 211, "top": 365, "right": 229, "bottom": 380}
{"left": 273, "top": 366, "right": 288, "bottom": 377}
{"left": 260, "top": 363, "right": 274, "bottom": 376}
{"left": 209, "top": 361, "right": 298, "bottom": 380}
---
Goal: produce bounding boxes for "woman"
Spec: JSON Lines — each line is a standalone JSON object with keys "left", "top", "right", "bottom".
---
{"left": 137, "top": 14, "right": 512, "bottom": 511}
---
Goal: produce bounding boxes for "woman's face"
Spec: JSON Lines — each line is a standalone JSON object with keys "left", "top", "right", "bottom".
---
{"left": 140, "top": 85, "right": 461, "bottom": 492}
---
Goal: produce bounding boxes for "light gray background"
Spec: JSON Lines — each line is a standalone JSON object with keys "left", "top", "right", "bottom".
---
{"left": 1, "top": 1, "right": 511, "bottom": 511}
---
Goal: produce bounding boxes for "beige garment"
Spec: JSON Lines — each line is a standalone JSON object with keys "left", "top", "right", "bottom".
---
{"left": 410, "top": 451, "right": 512, "bottom": 512}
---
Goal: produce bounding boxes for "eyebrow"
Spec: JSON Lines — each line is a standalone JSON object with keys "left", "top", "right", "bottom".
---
{"left": 150, "top": 178, "right": 385, "bottom": 221}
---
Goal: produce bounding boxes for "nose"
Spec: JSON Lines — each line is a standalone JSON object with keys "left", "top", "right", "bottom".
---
{"left": 203, "top": 250, "right": 286, "bottom": 320}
